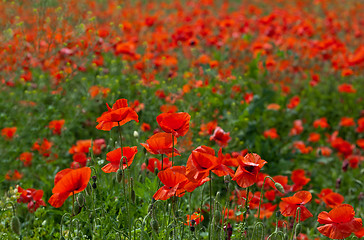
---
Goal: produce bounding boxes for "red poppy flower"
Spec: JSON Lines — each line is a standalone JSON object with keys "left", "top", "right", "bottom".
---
{"left": 140, "top": 132, "right": 180, "bottom": 157}
{"left": 290, "top": 120, "right": 304, "bottom": 136}
{"left": 199, "top": 120, "right": 218, "bottom": 136}
{"left": 48, "top": 119, "right": 65, "bottom": 135}
{"left": 357, "top": 139, "right": 364, "bottom": 149}
{"left": 317, "top": 204, "right": 362, "bottom": 239}
{"left": 102, "top": 146, "right": 138, "bottom": 173}
{"left": 209, "top": 126, "right": 231, "bottom": 147}
{"left": 156, "top": 112, "right": 191, "bottom": 137}
{"left": 279, "top": 191, "right": 313, "bottom": 222}
{"left": 308, "top": 132, "right": 320, "bottom": 142}
{"left": 5, "top": 170, "right": 23, "bottom": 181}
{"left": 186, "top": 146, "right": 233, "bottom": 183}
{"left": 185, "top": 212, "right": 204, "bottom": 226}
{"left": 287, "top": 96, "right": 300, "bottom": 109}
{"left": 69, "top": 139, "right": 106, "bottom": 155}
{"left": 291, "top": 169, "right": 310, "bottom": 192}
{"left": 153, "top": 166, "right": 188, "bottom": 200}
{"left": 96, "top": 99, "right": 139, "bottom": 131}
{"left": 48, "top": 167, "right": 91, "bottom": 208}
{"left": 1, "top": 127, "right": 17, "bottom": 140}
{"left": 255, "top": 203, "right": 277, "bottom": 219}
{"left": 232, "top": 153, "right": 267, "bottom": 188}
{"left": 338, "top": 83, "right": 356, "bottom": 93}
{"left": 357, "top": 117, "right": 364, "bottom": 133}
{"left": 316, "top": 189, "right": 344, "bottom": 208}
{"left": 340, "top": 117, "right": 355, "bottom": 127}
{"left": 264, "top": 128, "right": 279, "bottom": 139}
{"left": 19, "top": 152, "right": 33, "bottom": 167}
{"left": 141, "top": 157, "right": 171, "bottom": 173}
{"left": 313, "top": 117, "right": 329, "bottom": 129}
{"left": 17, "top": 186, "right": 46, "bottom": 213}
{"left": 141, "top": 123, "right": 151, "bottom": 132}
{"left": 32, "top": 138, "right": 53, "bottom": 157}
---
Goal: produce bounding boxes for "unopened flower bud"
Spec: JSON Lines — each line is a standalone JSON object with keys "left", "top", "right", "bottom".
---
{"left": 295, "top": 223, "right": 301, "bottom": 235}
{"left": 116, "top": 169, "right": 123, "bottom": 183}
{"left": 11, "top": 216, "right": 21, "bottom": 235}
{"left": 275, "top": 182, "right": 285, "bottom": 194}
{"left": 336, "top": 178, "right": 341, "bottom": 189}
{"left": 190, "top": 226, "right": 195, "bottom": 232}
{"left": 92, "top": 182, "right": 97, "bottom": 189}
{"left": 151, "top": 218, "right": 159, "bottom": 233}
{"left": 77, "top": 194, "right": 85, "bottom": 207}
{"left": 92, "top": 175, "right": 97, "bottom": 182}
{"left": 133, "top": 131, "right": 139, "bottom": 138}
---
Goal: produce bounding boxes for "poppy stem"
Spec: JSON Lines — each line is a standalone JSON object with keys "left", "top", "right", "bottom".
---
{"left": 258, "top": 176, "right": 273, "bottom": 220}
{"left": 290, "top": 207, "right": 301, "bottom": 240}
{"left": 171, "top": 133, "right": 174, "bottom": 167}
{"left": 209, "top": 171, "right": 213, "bottom": 240}
{"left": 72, "top": 191, "right": 75, "bottom": 216}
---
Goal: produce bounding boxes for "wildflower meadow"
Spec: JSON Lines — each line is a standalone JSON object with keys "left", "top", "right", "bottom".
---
{"left": 1, "top": 0, "right": 364, "bottom": 239}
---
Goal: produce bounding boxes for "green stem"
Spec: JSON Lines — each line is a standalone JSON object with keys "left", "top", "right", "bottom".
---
{"left": 171, "top": 133, "right": 175, "bottom": 167}
{"left": 209, "top": 171, "right": 213, "bottom": 240}
{"left": 258, "top": 176, "right": 276, "bottom": 220}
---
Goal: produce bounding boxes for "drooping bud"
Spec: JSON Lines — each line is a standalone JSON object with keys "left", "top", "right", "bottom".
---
{"left": 116, "top": 169, "right": 123, "bottom": 183}
{"left": 150, "top": 218, "right": 159, "bottom": 233}
{"left": 295, "top": 223, "right": 301, "bottom": 235}
{"left": 92, "top": 182, "right": 97, "bottom": 189}
{"left": 11, "top": 216, "right": 21, "bottom": 235}
{"left": 92, "top": 175, "right": 97, "bottom": 182}
{"left": 275, "top": 182, "right": 285, "bottom": 194}
{"left": 77, "top": 193, "right": 85, "bottom": 207}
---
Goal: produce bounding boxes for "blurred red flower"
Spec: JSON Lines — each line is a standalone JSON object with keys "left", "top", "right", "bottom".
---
{"left": 17, "top": 186, "right": 46, "bottom": 213}
{"left": 287, "top": 96, "right": 300, "bottom": 109}
{"left": 316, "top": 189, "right": 344, "bottom": 208}
{"left": 1, "top": 127, "right": 17, "bottom": 140}
{"left": 48, "top": 119, "right": 65, "bottom": 135}
{"left": 19, "top": 152, "right": 33, "bottom": 167}
{"left": 185, "top": 212, "right": 204, "bottom": 226}
{"left": 264, "top": 128, "right": 279, "bottom": 139}
{"left": 338, "top": 83, "right": 356, "bottom": 93}
{"left": 209, "top": 126, "right": 231, "bottom": 147}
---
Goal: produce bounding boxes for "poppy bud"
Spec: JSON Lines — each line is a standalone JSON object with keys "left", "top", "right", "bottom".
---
{"left": 116, "top": 169, "right": 123, "bottom": 183}
{"left": 131, "top": 190, "right": 136, "bottom": 203}
{"left": 342, "top": 159, "right": 349, "bottom": 172}
{"left": 224, "top": 175, "right": 230, "bottom": 185}
{"left": 190, "top": 226, "right": 195, "bottom": 232}
{"left": 73, "top": 202, "right": 82, "bottom": 216}
{"left": 92, "top": 175, "right": 97, "bottom": 182}
{"left": 11, "top": 216, "right": 21, "bottom": 235}
{"left": 295, "top": 223, "right": 301, "bottom": 235}
{"left": 92, "top": 182, "right": 97, "bottom": 189}
{"left": 150, "top": 218, "right": 159, "bottom": 233}
{"left": 275, "top": 182, "right": 285, "bottom": 194}
{"left": 336, "top": 178, "right": 341, "bottom": 189}
{"left": 133, "top": 131, "right": 139, "bottom": 138}
{"left": 77, "top": 193, "right": 85, "bottom": 207}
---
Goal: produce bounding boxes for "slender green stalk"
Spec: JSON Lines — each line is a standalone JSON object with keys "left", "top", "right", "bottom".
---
{"left": 209, "top": 171, "right": 213, "bottom": 240}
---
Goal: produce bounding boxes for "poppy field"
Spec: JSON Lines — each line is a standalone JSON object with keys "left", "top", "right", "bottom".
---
{"left": 1, "top": 0, "right": 364, "bottom": 239}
